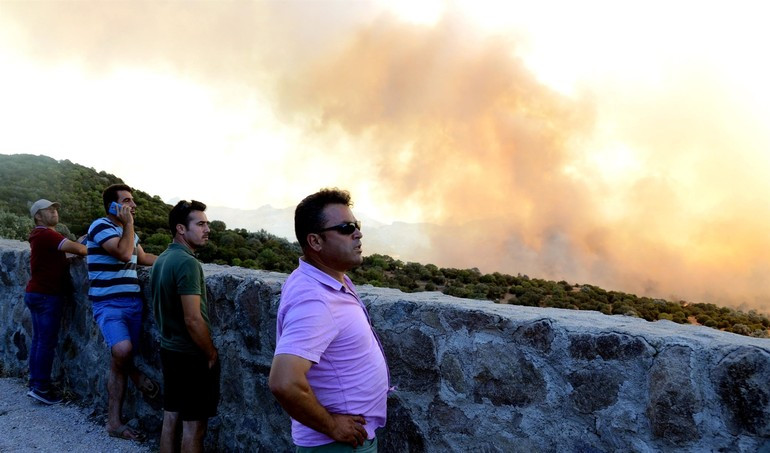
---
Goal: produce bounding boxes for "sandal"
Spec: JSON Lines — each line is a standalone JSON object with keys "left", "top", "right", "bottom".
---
{"left": 137, "top": 374, "right": 160, "bottom": 400}
{"left": 107, "top": 424, "right": 147, "bottom": 442}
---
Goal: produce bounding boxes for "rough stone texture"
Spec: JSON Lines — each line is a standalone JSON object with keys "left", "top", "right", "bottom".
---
{"left": 647, "top": 346, "right": 700, "bottom": 446}
{"left": 569, "top": 367, "right": 622, "bottom": 414}
{"left": 715, "top": 348, "right": 770, "bottom": 437}
{"left": 2, "top": 238, "right": 770, "bottom": 452}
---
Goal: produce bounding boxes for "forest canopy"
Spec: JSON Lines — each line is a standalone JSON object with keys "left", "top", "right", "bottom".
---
{"left": 1, "top": 153, "right": 767, "bottom": 338}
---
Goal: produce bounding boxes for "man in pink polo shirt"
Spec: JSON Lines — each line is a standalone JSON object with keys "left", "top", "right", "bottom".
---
{"left": 269, "top": 188, "right": 389, "bottom": 452}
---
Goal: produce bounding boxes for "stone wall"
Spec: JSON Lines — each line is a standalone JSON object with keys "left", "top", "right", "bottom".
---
{"left": 1, "top": 238, "right": 769, "bottom": 452}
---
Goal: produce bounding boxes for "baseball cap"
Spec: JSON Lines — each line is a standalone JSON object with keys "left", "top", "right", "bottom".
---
{"left": 29, "top": 199, "right": 60, "bottom": 218}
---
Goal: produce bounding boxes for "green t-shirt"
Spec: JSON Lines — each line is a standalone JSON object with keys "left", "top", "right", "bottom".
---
{"left": 150, "top": 242, "right": 210, "bottom": 354}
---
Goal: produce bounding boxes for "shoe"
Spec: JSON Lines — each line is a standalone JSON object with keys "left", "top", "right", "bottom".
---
{"left": 136, "top": 374, "right": 159, "bottom": 400}
{"left": 27, "top": 387, "right": 63, "bottom": 405}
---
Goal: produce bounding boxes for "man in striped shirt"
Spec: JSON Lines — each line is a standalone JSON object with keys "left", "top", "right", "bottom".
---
{"left": 87, "top": 184, "right": 157, "bottom": 442}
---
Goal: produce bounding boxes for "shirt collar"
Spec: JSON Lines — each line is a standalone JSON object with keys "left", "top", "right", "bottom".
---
{"left": 297, "top": 258, "right": 354, "bottom": 293}
{"left": 168, "top": 242, "right": 195, "bottom": 257}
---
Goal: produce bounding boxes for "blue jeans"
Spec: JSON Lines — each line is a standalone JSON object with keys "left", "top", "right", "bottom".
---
{"left": 24, "top": 292, "right": 64, "bottom": 391}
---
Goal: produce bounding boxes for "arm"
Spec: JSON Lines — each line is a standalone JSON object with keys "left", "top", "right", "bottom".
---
{"left": 180, "top": 294, "right": 217, "bottom": 368}
{"left": 101, "top": 208, "right": 137, "bottom": 262}
{"left": 60, "top": 239, "right": 86, "bottom": 256}
{"left": 136, "top": 245, "right": 157, "bottom": 266}
{"left": 269, "top": 354, "right": 368, "bottom": 447}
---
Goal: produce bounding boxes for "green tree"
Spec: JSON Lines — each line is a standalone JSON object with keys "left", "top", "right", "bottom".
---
{"left": 0, "top": 209, "right": 33, "bottom": 240}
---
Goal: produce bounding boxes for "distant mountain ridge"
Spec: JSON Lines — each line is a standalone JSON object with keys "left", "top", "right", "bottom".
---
{"left": 206, "top": 204, "right": 295, "bottom": 241}
{"left": 205, "top": 203, "right": 437, "bottom": 263}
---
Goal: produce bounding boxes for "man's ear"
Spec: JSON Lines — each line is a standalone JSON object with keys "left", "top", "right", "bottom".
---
{"left": 176, "top": 223, "right": 187, "bottom": 236}
{"left": 307, "top": 233, "right": 323, "bottom": 252}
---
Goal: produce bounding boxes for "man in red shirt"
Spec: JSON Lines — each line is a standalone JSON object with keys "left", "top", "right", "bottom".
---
{"left": 25, "top": 199, "right": 86, "bottom": 404}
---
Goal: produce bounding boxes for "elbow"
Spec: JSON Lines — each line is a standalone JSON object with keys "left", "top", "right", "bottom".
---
{"left": 268, "top": 373, "right": 284, "bottom": 397}
{"left": 268, "top": 371, "right": 295, "bottom": 400}
{"left": 183, "top": 316, "right": 200, "bottom": 330}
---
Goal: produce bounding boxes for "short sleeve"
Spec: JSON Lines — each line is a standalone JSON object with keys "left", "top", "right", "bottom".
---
{"left": 89, "top": 220, "right": 120, "bottom": 246}
{"left": 275, "top": 300, "right": 339, "bottom": 363}
{"left": 175, "top": 257, "right": 202, "bottom": 296}
{"left": 38, "top": 229, "right": 67, "bottom": 250}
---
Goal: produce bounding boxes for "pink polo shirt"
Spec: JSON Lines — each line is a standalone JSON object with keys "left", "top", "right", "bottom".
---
{"left": 274, "top": 259, "right": 389, "bottom": 447}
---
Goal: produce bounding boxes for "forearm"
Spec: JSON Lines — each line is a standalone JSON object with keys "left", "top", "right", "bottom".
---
{"left": 273, "top": 381, "right": 336, "bottom": 436}
{"left": 269, "top": 354, "right": 368, "bottom": 446}
{"left": 60, "top": 239, "right": 86, "bottom": 256}
{"left": 184, "top": 317, "right": 217, "bottom": 360}
{"left": 114, "top": 223, "right": 136, "bottom": 261}
{"left": 138, "top": 252, "right": 157, "bottom": 266}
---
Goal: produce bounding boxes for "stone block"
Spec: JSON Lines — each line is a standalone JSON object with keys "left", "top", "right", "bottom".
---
{"left": 513, "top": 319, "right": 554, "bottom": 352}
{"left": 646, "top": 345, "right": 700, "bottom": 445}
{"left": 382, "top": 327, "right": 439, "bottom": 393}
{"left": 716, "top": 348, "right": 770, "bottom": 437}
{"left": 569, "top": 332, "right": 653, "bottom": 361}
{"left": 568, "top": 367, "right": 621, "bottom": 413}
{"left": 470, "top": 343, "right": 545, "bottom": 407}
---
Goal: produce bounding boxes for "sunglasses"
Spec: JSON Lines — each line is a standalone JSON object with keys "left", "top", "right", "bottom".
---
{"left": 317, "top": 221, "right": 361, "bottom": 235}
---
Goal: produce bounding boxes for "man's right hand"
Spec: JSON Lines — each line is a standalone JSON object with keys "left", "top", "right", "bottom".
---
{"left": 207, "top": 349, "right": 218, "bottom": 369}
{"left": 329, "top": 413, "right": 368, "bottom": 447}
{"left": 118, "top": 204, "right": 134, "bottom": 225}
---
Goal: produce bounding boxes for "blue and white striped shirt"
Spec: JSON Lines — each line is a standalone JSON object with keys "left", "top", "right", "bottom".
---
{"left": 87, "top": 217, "right": 140, "bottom": 302}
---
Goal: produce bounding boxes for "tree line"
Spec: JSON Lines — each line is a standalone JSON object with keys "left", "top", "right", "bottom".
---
{"left": 1, "top": 153, "right": 768, "bottom": 338}
{"left": 349, "top": 254, "right": 769, "bottom": 338}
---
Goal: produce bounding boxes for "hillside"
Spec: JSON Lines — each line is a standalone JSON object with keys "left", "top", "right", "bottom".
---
{"left": 0, "top": 154, "right": 169, "bottom": 238}
{"left": 1, "top": 153, "right": 768, "bottom": 337}
{"left": 0, "top": 154, "right": 299, "bottom": 270}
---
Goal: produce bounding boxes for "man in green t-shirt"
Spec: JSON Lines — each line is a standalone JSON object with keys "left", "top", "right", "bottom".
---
{"left": 150, "top": 200, "right": 219, "bottom": 453}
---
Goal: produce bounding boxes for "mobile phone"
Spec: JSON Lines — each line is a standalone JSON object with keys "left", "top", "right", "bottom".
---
{"left": 109, "top": 202, "right": 122, "bottom": 216}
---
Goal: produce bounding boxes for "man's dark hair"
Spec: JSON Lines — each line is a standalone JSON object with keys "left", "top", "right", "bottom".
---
{"left": 295, "top": 188, "right": 352, "bottom": 249}
{"left": 102, "top": 184, "right": 133, "bottom": 214}
{"left": 169, "top": 200, "right": 207, "bottom": 237}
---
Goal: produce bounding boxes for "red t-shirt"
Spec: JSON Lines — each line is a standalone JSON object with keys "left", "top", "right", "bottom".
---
{"left": 25, "top": 227, "right": 70, "bottom": 295}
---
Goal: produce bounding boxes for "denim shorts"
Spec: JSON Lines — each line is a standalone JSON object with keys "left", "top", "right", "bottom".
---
{"left": 92, "top": 296, "right": 143, "bottom": 348}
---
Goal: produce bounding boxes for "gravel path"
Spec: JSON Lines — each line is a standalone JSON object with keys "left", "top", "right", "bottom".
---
{"left": 0, "top": 377, "right": 154, "bottom": 453}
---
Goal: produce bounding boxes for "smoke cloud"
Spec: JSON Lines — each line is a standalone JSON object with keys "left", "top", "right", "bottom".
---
{"left": 1, "top": 2, "right": 769, "bottom": 310}
{"left": 268, "top": 10, "right": 770, "bottom": 310}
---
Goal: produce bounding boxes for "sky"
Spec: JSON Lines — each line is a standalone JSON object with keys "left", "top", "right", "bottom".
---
{"left": 1, "top": 1, "right": 770, "bottom": 311}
